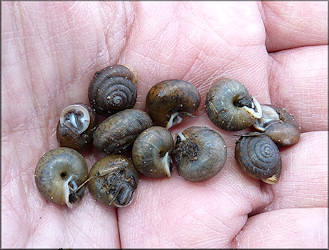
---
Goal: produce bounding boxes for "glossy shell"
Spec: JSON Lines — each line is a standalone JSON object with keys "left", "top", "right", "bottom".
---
{"left": 174, "top": 126, "right": 227, "bottom": 182}
{"left": 88, "top": 155, "right": 139, "bottom": 207}
{"left": 56, "top": 103, "right": 97, "bottom": 151}
{"left": 93, "top": 109, "right": 153, "bottom": 154}
{"left": 34, "top": 147, "right": 88, "bottom": 208}
{"left": 132, "top": 126, "right": 174, "bottom": 178}
{"left": 205, "top": 79, "right": 262, "bottom": 131}
{"left": 88, "top": 64, "right": 137, "bottom": 117}
{"left": 253, "top": 104, "right": 301, "bottom": 147}
{"left": 146, "top": 80, "right": 201, "bottom": 129}
{"left": 235, "top": 134, "right": 282, "bottom": 184}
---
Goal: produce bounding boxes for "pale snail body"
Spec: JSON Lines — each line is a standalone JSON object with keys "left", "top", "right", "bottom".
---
{"left": 132, "top": 126, "right": 174, "bottom": 178}
{"left": 146, "top": 80, "right": 201, "bottom": 129}
{"left": 93, "top": 109, "right": 153, "bottom": 154}
{"left": 88, "top": 155, "right": 139, "bottom": 207}
{"left": 174, "top": 126, "right": 227, "bottom": 182}
{"left": 253, "top": 104, "right": 301, "bottom": 147}
{"left": 56, "top": 103, "right": 97, "bottom": 151}
{"left": 34, "top": 147, "right": 88, "bottom": 208}
{"left": 205, "top": 79, "right": 262, "bottom": 131}
{"left": 235, "top": 134, "right": 282, "bottom": 184}
{"left": 88, "top": 64, "right": 137, "bottom": 117}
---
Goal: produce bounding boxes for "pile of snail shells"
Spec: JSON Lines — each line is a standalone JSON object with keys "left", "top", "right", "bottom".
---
{"left": 35, "top": 65, "right": 300, "bottom": 210}
{"left": 35, "top": 64, "right": 227, "bottom": 209}
{"left": 205, "top": 78, "right": 301, "bottom": 184}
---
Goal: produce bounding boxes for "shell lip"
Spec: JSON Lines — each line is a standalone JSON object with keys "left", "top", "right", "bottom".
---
{"left": 160, "top": 152, "right": 172, "bottom": 177}
{"left": 166, "top": 112, "right": 195, "bottom": 129}
{"left": 253, "top": 104, "right": 281, "bottom": 131}
{"left": 59, "top": 104, "right": 90, "bottom": 134}
{"left": 242, "top": 96, "right": 262, "bottom": 119}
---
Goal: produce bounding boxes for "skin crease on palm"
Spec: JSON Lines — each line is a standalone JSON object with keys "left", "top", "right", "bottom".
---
{"left": 1, "top": 1, "right": 328, "bottom": 248}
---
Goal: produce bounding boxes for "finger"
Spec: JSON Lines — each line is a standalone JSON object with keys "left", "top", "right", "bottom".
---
{"left": 260, "top": 1, "right": 328, "bottom": 52}
{"left": 234, "top": 207, "right": 328, "bottom": 248}
{"left": 268, "top": 45, "right": 328, "bottom": 132}
{"left": 259, "top": 131, "right": 328, "bottom": 212}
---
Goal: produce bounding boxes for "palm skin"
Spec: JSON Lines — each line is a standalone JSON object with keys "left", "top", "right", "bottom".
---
{"left": 1, "top": 1, "right": 328, "bottom": 248}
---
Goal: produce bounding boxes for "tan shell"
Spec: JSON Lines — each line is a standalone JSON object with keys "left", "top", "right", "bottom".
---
{"left": 146, "top": 80, "right": 201, "bottom": 129}
{"left": 35, "top": 147, "right": 88, "bottom": 208}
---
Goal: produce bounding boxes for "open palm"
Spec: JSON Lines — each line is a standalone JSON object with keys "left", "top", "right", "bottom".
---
{"left": 2, "top": 1, "right": 328, "bottom": 248}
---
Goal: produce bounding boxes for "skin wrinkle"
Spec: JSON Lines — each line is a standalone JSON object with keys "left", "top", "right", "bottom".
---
{"left": 22, "top": 175, "right": 41, "bottom": 247}
{"left": 163, "top": 13, "right": 184, "bottom": 76}
{"left": 62, "top": 4, "right": 78, "bottom": 85}
{"left": 7, "top": 175, "right": 32, "bottom": 247}
{"left": 11, "top": 4, "right": 40, "bottom": 134}
{"left": 260, "top": 2, "right": 328, "bottom": 52}
{"left": 173, "top": 6, "right": 219, "bottom": 81}
{"left": 3, "top": 198, "right": 28, "bottom": 247}
{"left": 63, "top": 210, "right": 104, "bottom": 248}
{"left": 181, "top": 42, "right": 210, "bottom": 85}
{"left": 2, "top": 148, "right": 30, "bottom": 188}
{"left": 24, "top": 4, "right": 64, "bottom": 106}
{"left": 255, "top": 181, "right": 275, "bottom": 215}
{"left": 99, "top": 2, "right": 136, "bottom": 65}
{"left": 15, "top": 4, "right": 63, "bottom": 144}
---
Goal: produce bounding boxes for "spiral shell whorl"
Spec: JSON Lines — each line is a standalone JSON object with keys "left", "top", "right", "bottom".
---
{"left": 174, "top": 126, "right": 227, "bottom": 182}
{"left": 34, "top": 147, "right": 88, "bottom": 207}
{"left": 132, "top": 126, "right": 174, "bottom": 178}
{"left": 89, "top": 65, "right": 137, "bottom": 117}
{"left": 206, "top": 79, "right": 262, "bottom": 131}
{"left": 235, "top": 135, "right": 281, "bottom": 184}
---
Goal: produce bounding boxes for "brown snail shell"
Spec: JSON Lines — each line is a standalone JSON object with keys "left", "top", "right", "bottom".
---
{"left": 173, "top": 126, "right": 227, "bottom": 182}
{"left": 88, "top": 155, "right": 139, "bottom": 207}
{"left": 205, "top": 79, "right": 262, "bottom": 131}
{"left": 146, "top": 80, "right": 201, "bottom": 129}
{"left": 56, "top": 103, "right": 97, "bottom": 151}
{"left": 235, "top": 134, "right": 282, "bottom": 184}
{"left": 253, "top": 104, "right": 301, "bottom": 147}
{"left": 88, "top": 64, "right": 137, "bottom": 117}
{"left": 93, "top": 109, "right": 153, "bottom": 154}
{"left": 132, "top": 126, "right": 174, "bottom": 178}
{"left": 34, "top": 147, "right": 88, "bottom": 208}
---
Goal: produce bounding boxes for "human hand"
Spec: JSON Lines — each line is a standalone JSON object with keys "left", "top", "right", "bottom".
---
{"left": 2, "top": 1, "right": 327, "bottom": 248}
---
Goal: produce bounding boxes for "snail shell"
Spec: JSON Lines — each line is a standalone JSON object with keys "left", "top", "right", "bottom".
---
{"left": 34, "top": 147, "right": 88, "bottom": 208}
{"left": 205, "top": 79, "right": 262, "bottom": 131}
{"left": 88, "top": 155, "right": 139, "bottom": 207}
{"left": 56, "top": 103, "right": 97, "bottom": 151}
{"left": 235, "top": 134, "right": 282, "bottom": 184}
{"left": 173, "top": 126, "right": 227, "bottom": 182}
{"left": 88, "top": 64, "right": 137, "bottom": 117}
{"left": 146, "top": 80, "right": 201, "bottom": 129}
{"left": 132, "top": 126, "right": 174, "bottom": 178}
{"left": 253, "top": 104, "right": 301, "bottom": 146}
{"left": 93, "top": 109, "right": 153, "bottom": 154}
